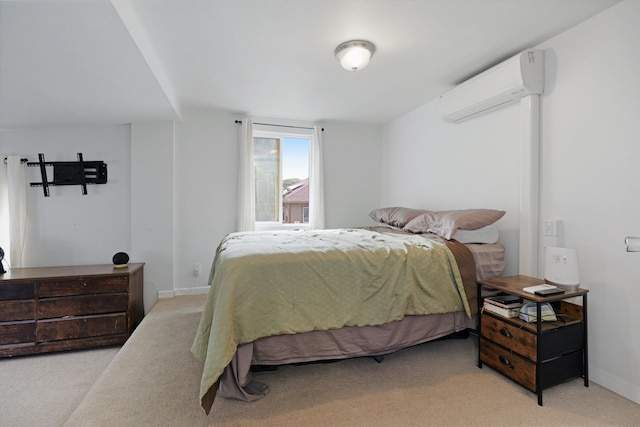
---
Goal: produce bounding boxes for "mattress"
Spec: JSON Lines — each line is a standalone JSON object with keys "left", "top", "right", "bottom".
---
{"left": 466, "top": 242, "right": 505, "bottom": 281}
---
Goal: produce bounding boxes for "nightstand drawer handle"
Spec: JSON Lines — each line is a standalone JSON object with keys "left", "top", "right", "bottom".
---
{"left": 498, "top": 355, "right": 514, "bottom": 369}
{"left": 499, "top": 328, "right": 513, "bottom": 339}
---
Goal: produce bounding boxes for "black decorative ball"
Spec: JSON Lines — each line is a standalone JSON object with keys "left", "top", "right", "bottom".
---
{"left": 112, "top": 252, "right": 129, "bottom": 268}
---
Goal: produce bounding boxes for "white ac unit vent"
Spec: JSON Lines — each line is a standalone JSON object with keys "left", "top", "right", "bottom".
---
{"left": 440, "top": 49, "right": 544, "bottom": 123}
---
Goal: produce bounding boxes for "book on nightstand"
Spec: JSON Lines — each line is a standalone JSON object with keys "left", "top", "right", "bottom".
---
{"left": 483, "top": 301, "right": 521, "bottom": 318}
{"left": 484, "top": 294, "right": 524, "bottom": 309}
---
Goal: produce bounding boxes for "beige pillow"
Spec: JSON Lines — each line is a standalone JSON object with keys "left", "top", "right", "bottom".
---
{"left": 403, "top": 209, "right": 506, "bottom": 240}
{"left": 369, "top": 207, "right": 428, "bottom": 228}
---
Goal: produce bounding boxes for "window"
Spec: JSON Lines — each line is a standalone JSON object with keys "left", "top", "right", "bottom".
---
{"left": 237, "top": 119, "right": 324, "bottom": 232}
{"left": 253, "top": 130, "right": 310, "bottom": 228}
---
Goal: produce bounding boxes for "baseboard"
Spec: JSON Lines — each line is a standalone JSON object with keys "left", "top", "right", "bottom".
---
{"left": 591, "top": 366, "right": 640, "bottom": 404}
{"left": 157, "top": 290, "right": 175, "bottom": 299}
{"left": 158, "top": 287, "right": 209, "bottom": 299}
{"left": 175, "top": 286, "right": 209, "bottom": 296}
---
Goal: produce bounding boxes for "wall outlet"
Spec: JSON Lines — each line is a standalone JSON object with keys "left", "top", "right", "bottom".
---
{"left": 543, "top": 219, "right": 563, "bottom": 237}
{"left": 543, "top": 219, "right": 565, "bottom": 248}
{"left": 193, "top": 262, "right": 201, "bottom": 277}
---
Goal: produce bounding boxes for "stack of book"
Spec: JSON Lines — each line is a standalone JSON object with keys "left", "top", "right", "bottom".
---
{"left": 483, "top": 294, "right": 524, "bottom": 318}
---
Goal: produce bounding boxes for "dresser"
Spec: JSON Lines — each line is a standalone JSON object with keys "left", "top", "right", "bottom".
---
{"left": 477, "top": 275, "right": 588, "bottom": 406}
{"left": 0, "top": 263, "right": 144, "bottom": 357}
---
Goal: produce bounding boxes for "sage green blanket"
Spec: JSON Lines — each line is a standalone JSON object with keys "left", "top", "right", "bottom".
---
{"left": 191, "top": 228, "right": 470, "bottom": 412}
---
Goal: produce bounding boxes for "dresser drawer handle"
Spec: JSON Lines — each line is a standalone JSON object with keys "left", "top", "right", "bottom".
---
{"left": 499, "top": 328, "right": 513, "bottom": 339}
{"left": 498, "top": 355, "right": 514, "bottom": 369}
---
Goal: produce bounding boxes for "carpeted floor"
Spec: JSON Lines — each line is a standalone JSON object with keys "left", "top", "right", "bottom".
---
{"left": 3, "top": 295, "right": 639, "bottom": 426}
{"left": 0, "top": 346, "right": 118, "bottom": 427}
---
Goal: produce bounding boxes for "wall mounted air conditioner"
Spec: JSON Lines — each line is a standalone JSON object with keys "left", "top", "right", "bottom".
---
{"left": 440, "top": 49, "right": 544, "bottom": 123}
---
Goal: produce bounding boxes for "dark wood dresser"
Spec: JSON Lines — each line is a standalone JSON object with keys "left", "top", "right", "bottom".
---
{"left": 0, "top": 263, "right": 144, "bottom": 357}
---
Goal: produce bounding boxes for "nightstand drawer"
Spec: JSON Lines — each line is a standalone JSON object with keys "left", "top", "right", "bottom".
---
{"left": 481, "top": 314, "right": 536, "bottom": 360}
{"left": 482, "top": 313, "right": 585, "bottom": 361}
{"left": 480, "top": 338, "right": 536, "bottom": 391}
{"left": 481, "top": 338, "right": 585, "bottom": 392}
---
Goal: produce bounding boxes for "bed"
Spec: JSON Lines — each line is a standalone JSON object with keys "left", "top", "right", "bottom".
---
{"left": 191, "top": 208, "right": 506, "bottom": 414}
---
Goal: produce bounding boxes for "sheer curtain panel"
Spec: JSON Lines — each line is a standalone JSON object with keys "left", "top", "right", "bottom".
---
{"left": 308, "top": 125, "right": 325, "bottom": 229}
{"left": 0, "top": 156, "right": 28, "bottom": 268}
{"left": 237, "top": 118, "right": 255, "bottom": 232}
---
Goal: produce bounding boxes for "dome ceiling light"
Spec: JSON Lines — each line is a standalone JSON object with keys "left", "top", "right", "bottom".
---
{"left": 335, "top": 40, "right": 375, "bottom": 72}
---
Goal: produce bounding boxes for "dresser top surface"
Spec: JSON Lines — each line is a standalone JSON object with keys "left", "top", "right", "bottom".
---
{"left": 0, "top": 263, "right": 144, "bottom": 282}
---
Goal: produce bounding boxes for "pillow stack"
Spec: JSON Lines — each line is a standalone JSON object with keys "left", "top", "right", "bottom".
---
{"left": 370, "top": 207, "right": 505, "bottom": 243}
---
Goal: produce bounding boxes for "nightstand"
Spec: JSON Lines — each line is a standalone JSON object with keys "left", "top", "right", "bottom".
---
{"left": 477, "top": 275, "right": 589, "bottom": 406}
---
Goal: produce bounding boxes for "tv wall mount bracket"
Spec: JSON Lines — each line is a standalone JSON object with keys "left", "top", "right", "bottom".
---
{"left": 28, "top": 153, "right": 108, "bottom": 197}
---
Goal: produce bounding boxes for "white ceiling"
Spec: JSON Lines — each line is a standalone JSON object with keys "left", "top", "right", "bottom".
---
{"left": 0, "top": 0, "right": 620, "bottom": 129}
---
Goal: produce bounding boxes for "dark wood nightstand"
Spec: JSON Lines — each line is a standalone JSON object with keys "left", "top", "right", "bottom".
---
{"left": 477, "top": 275, "right": 589, "bottom": 406}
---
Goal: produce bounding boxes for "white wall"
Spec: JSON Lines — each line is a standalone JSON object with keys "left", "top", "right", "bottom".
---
{"left": 1, "top": 109, "right": 382, "bottom": 311}
{"left": 0, "top": 126, "right": 131, "bottom": 267}
{"left": 381, "top": 0, "right": 640, "bottom": 404}
{"left": 537, "top": 0, "right": 640, "bottom": 404}
{"left": 323, "top": 121, "right": 382, "bottom": 228}
{"left": 131, "top": 121, "right": 175, "bottom": 312}
{"left": 381, "top": 100, "right": 522, "bottom": 276}
{"left": 172, "top": 108, "right": 240, "bottom": 293}
{"left": 167, "top": 108, "right": 383, "bottom": 293}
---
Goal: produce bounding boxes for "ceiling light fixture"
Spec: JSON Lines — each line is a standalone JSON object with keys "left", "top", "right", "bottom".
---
{"left": 335, "top": 40, "right": 375, "bottom": 72}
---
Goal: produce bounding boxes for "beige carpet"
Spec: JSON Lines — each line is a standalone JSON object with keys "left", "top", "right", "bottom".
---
{"left": 6, "top": 295, "right": 639, "bottom": 426}
{"left": 0, "top": 346, "right": 118, "bottom": 427}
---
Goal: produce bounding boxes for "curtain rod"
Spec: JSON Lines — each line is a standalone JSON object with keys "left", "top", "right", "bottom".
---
{"left": 3, "top": 157, "right": 28, "bottom": 164}
{"left": 234, "top": 120, "right": 324, "bottom": 132}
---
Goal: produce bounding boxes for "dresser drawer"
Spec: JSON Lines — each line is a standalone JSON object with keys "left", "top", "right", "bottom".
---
{"left": 0, "top": 321, "right": 36, "bottom": 346}
{"left": 37, "top": 294, "right": 128, "bottom": 319}
{"left": 480, "top": 338, "right": 536, "bottom": 391}
{"left": 38, "top": 276, "right": 128, "bottom": 297}
{"left": 37, "top": 313, "right": 127, "bottom": 342}
{"left": 0, "top": 282, "right": 36, "bottom": 300}
{"left": 481, "top": 314, "right": 537, "bottom": 360}
{"left": 0, "top": 300, "right": 35, "bottom": 322}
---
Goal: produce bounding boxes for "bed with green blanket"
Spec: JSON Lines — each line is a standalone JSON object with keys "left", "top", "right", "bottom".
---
{"left": 191, "top": 227, "right": 500, "bottom": 414}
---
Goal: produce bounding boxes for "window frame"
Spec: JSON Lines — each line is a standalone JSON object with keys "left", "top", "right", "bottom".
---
{"left": 252, "top": 126, "right": 312, "bottom": 231}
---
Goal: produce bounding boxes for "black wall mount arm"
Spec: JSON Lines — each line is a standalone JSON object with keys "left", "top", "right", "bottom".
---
{"left": 28, "top": 153, "right": 107, "bottom": 197}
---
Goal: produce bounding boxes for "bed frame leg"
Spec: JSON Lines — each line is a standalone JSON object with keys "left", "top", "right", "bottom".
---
{"left": 372, "top": 355, "right": 385, "bottom": 363}
{"left": 433, "top": 329, "right": 471, "bottom": 342}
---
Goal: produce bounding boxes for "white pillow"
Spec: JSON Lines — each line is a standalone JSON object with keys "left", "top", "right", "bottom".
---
{"left": 451, "top": 225, "right": 499, "bottom": 244}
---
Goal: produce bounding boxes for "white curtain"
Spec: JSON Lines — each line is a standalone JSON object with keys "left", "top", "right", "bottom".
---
{"left": 0, "top": 156, "right": 28, "bottom": 268}
{"left": 0, "top": 161, "right": 8, "bottom": 265}
{"left": 237, "top": 118, "right": 255, "bottom": 232}
{"left": 308, "top": 125, "right": 325, "bottom": 229}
